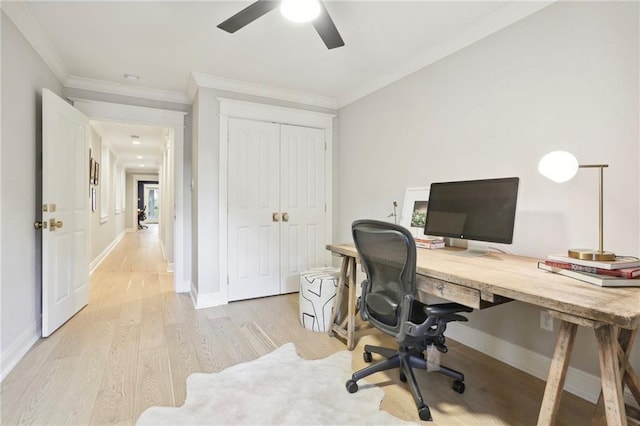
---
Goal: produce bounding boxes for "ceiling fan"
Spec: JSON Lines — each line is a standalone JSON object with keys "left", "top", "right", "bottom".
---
{"left": 217, "top": 0, "right": 345, "bottom": 50}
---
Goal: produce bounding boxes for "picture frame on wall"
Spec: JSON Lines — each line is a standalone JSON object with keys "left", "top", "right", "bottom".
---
{"left": 400, "top": 187, "right": 430, "bottom": 238}
{"left": 93, "top": 162, "right": 99, "bottom": 185}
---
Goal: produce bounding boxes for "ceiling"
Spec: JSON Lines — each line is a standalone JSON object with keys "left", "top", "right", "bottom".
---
{"left": 91, "top": 121, "right": 166, "bottom": 172}
{"left": 5, "top": 1, "right": 552, "bottom": 171}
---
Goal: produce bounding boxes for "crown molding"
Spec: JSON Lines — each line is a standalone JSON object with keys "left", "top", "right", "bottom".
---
{"left": 337, "top": 1, "right": 555, "bottom": 108}
{"left": 65, "top": 76, "right": 191, "bottom": 105}
{"left": 191, "top": 72, "right": 337, "bottom": 110}
{"left": 2, "top": 1, "right": 70, "bottom": 84}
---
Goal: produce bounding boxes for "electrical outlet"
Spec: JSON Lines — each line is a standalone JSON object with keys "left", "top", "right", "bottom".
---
{"left": 540, "top": 311, "right": 554, "bottom": 332}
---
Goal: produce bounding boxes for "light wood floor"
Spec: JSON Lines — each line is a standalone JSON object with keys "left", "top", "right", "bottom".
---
{"left": 1, "top": 225, "right": 597, "bottom": 425}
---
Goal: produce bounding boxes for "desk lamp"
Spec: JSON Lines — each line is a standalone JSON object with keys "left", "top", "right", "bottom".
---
{"left": 538, "top": 150, "right": 615, "bottom": 261}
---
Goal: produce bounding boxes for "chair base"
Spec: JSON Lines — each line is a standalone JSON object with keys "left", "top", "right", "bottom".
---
{"left": 347, "top": 344, "right": 465, "bottom": 422}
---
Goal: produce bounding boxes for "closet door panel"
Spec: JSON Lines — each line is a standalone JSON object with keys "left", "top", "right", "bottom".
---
{"left": 280, "top": 125, "right": 326, "bottom": 294}
{"left": 227, "top": 118, "right": 280, "bottom": 301}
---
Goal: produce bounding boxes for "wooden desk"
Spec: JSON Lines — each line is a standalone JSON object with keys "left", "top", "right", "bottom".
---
{"left": 326, "top": 243, "right": 640, "bottom": 426}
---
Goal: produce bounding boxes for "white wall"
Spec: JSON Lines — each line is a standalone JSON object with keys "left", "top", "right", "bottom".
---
{"left": 0, "top": 12, "right": 64, "bottom": 378}
{"left": 88, "top": 126, "right": 126, "bottom": 269}
{"left": 337, "top": 0, "right": 638, "bottom": 385}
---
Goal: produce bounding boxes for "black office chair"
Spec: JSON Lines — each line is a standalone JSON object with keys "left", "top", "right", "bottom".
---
{"left": 345, "top": 219, "right": 473, "bottom": 421}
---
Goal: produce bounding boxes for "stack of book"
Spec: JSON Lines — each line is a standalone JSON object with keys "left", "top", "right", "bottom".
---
{"left": 415, "top": 237, "right": 445, "bottom": 249}
{"left": 538, "top": 253, "right": 640, "bottom": 287}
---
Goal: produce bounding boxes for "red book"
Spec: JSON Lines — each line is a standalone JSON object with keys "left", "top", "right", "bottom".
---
{"left": 544, "top": 260, "right": 640, "bottom": 279}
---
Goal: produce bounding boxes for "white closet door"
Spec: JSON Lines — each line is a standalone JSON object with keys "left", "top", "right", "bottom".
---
{"left": 279, "top": 124, "right": 327, "bottom": 293}
{"left": 227, "top": 118, "right": 280, "bottom": 301}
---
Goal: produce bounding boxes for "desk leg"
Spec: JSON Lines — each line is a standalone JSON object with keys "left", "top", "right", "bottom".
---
{"left": 537, "top": 320, "right": 577, "bottom": 426}
{"left": 328, "top": 255, "right": 358, "bottom": 350}
{"left": 592, "top": 328, "right": 639, "bottom": 425}
{"left": 619, "top": 329, "right": 640, "bottom": 407}
{"left": 594, "top": 324, "right": 627, "bottom": 426}
{"left": 346, "top": 256, "right": 357, "bottom": 350}
{"left": 328, "top": 256, "right": 349, "bottom": 337}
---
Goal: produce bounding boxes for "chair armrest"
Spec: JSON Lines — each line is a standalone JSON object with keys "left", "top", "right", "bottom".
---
{"left": 401, "top": 302, "right": 472, "bottom": 339}
{"left": 395, "top": 294, "right": 417, "bottom": 341}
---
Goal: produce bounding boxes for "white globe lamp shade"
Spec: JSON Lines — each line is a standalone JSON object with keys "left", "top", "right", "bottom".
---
{"left": 538, "top": 151, "right": 579, "bottom": 183}
{"left": 281, "top": 0, "right": 321, "bottom": 23}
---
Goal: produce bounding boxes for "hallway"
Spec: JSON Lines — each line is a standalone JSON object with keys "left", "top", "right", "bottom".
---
{"left": 0, "top": 227, "right": 340, "bottom": 425}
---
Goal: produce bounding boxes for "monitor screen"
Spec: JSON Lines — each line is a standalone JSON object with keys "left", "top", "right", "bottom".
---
{"left": 424, "top": 177, "right": 519, "bottom": 244}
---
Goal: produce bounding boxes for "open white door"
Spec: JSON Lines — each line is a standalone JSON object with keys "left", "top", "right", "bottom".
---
{"left": 41, "top": 89, "right": 90, "bottom": 337}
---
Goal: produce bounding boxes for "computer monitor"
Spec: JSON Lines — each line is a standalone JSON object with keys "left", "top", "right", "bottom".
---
{"left": 424, "top": 177, "right": 520, "bottom": 256}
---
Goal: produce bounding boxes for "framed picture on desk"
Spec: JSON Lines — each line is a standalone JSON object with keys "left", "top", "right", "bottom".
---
{"left": 400, "top": 187, "right": 430, "bottom": 237}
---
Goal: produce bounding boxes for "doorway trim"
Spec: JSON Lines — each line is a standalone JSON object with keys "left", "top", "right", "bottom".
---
{"left": 71, "top": 98, "right": 189, "bottom": 293}
{"left": 218, "top": 98, "right": 335, "bottom": 305}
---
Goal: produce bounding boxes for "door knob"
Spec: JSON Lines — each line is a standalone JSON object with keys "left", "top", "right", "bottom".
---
{"left": 272, "top": 212, "right": 280, "bottom": 222}
{"left": 34, "top": 221, "right": 47, "bottom": 230}
{"left": 49, "top": 218, "right": 63, "bottom": 231}
{"left": 282, "top": 212, "right": 289, "bottom": 222}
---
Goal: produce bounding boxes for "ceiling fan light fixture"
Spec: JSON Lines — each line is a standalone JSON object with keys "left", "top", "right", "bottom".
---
{"left": 280, "top": 0, "right": 320, "bottom": 23}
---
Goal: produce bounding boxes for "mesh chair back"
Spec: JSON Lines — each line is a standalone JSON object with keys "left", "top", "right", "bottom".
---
{"left": 352, "top": 220, "right": 417, "bottom": 334}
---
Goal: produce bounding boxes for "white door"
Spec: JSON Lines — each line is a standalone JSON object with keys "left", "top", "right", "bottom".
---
{"left": 227, "top": 118, "right": 281, "bottom": 301}
{"left": 41, "top": 89, "right": 90, "bottom": 337}
{"left": 279, "top": 125, "right": 327, "bottom": 293}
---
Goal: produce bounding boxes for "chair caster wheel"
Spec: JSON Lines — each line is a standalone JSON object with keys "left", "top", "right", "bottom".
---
{"left": 452, "top": 380, "right": 465, "bottom": 394}
{"left": 418, "top": 406, "right": 432, "bottom": 421}
{"left": 346, "top": 379, "right": 358, "bottom": 393}
{"left": 363, "top": 351, "right": 372, "bottom": 363}
{"left": 399, "top": 372, "right": 407, "bottom": 382}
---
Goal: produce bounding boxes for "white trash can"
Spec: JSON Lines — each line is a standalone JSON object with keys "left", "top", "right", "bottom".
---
{"left": 299, "top": 267, "right": 342, "bottom": 332}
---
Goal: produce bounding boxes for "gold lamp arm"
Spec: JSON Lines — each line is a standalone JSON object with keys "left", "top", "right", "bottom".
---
{"left": 578, "top": 164, "right": 607, "bottom": 255}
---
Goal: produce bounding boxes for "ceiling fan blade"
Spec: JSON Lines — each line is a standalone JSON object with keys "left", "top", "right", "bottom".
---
{"left": 312, "top": 2, "right": 345, "bottom": 49}
{"left": 217, "top": 0, "right": 280, "bottom": 33}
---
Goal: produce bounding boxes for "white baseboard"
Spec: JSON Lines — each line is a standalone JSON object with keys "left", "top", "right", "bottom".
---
{"left": 89, "top": 230, "right": 126, "bottom": 275}
{"left": 1, "top": 320, "right": 40, "bottom": 381}
{"left": 446, "top": 323, "right": 638, "bottom": 407}
{"left": 190, "top": 282, "right": 227, "bottom": 309}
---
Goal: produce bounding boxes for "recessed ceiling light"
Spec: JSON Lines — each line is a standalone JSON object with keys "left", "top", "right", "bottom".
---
{"left": 139, "top": 164, "right": 145, "bottom": 167}
{"left": 136, "top": 155, "right": 143, "bottom": 159}
{"left": 131, "top": 135, "right": 141, "bottom": 145}
{"left": 124, "top": 73, "right": 139, "bottom": 81}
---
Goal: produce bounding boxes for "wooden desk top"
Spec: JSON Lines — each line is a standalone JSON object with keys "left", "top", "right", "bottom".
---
{"left": 327, "top": 243, "right": 640, "bottom": 330}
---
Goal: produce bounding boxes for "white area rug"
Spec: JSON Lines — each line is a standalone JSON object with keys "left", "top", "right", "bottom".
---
{"left": 137, "top": 343, "right": 417, "bottom": 425}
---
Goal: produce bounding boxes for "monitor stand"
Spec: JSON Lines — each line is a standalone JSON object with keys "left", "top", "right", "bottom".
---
{"left": 454, "top": 240, "right": 490, "bottom": 257}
